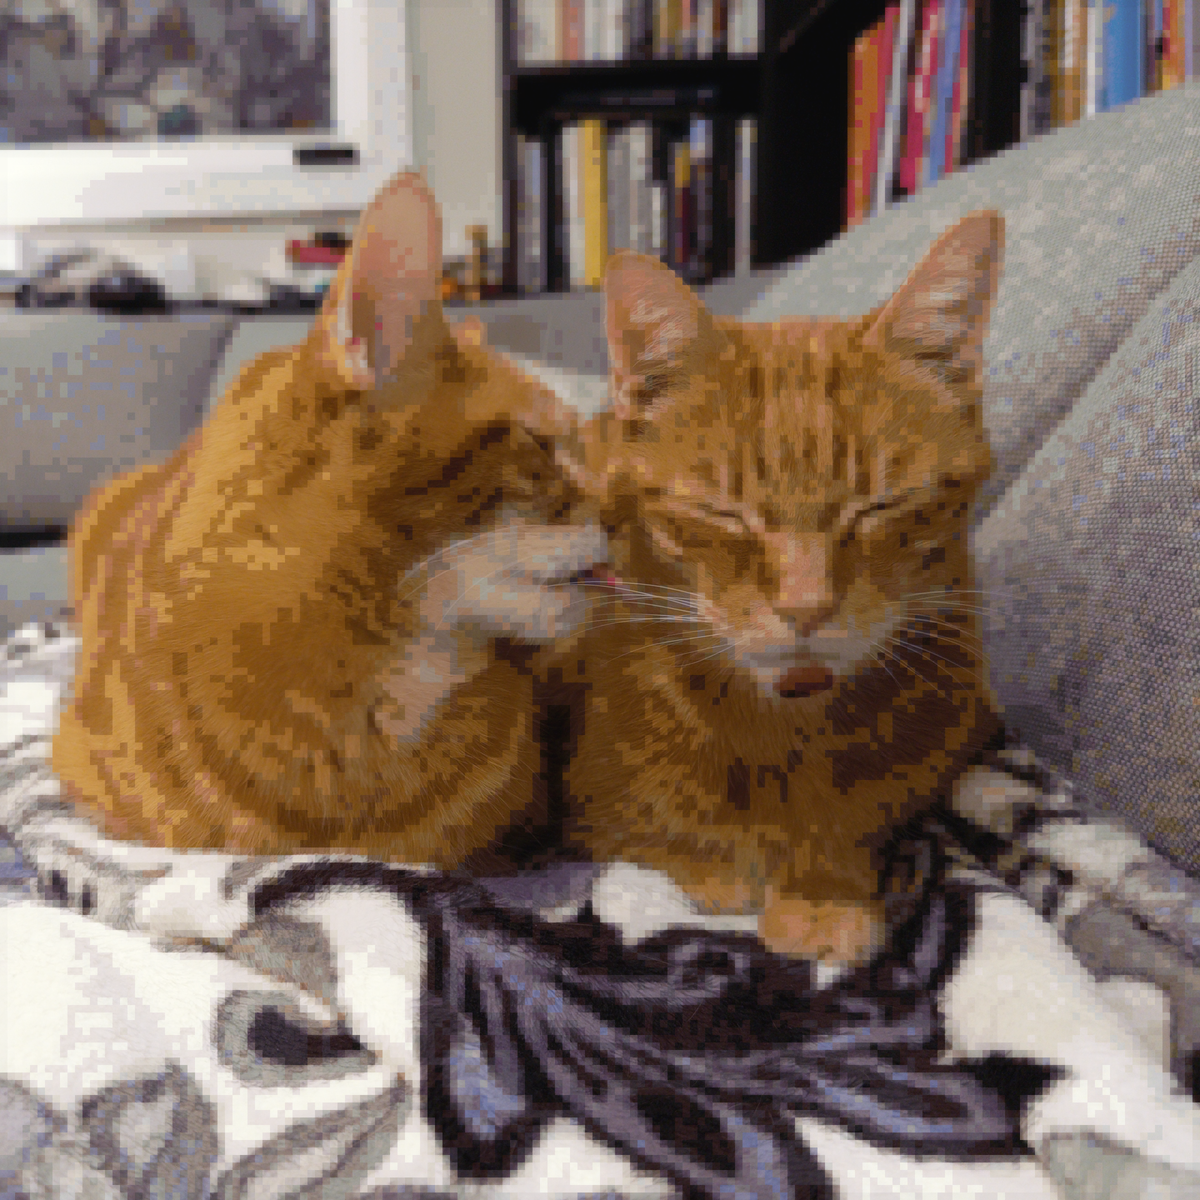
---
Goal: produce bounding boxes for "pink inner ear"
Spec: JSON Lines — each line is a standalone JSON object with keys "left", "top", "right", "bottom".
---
{"left": 605, "top": 254, "right": 702, "bottom": 386}
{"left": 344, "top": 174, "right": 444, "bottom": 376}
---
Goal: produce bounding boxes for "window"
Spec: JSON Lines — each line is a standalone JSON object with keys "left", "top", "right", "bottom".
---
{"left": 0, "top": 0, "right": 411, "bottom": 236}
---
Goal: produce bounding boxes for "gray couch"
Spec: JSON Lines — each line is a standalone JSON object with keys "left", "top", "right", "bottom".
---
{"left": 2, "top": 82, "right": 1196, "bottom": 885}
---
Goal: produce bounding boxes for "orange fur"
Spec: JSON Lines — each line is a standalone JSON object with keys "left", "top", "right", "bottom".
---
{"left": 552, "top": 211, "right": 1006, "bottom": 964}
{"left": 52, "top": 172, "right": 604, "bottom": 870}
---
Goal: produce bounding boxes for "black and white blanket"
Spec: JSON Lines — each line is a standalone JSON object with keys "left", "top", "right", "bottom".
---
{"left": 2, "top": 620, "right": 1199, "bottom": 1200}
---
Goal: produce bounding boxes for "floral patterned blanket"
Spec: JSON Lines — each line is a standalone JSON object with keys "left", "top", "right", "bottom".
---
{"left": 2, "top": 620, "right": 1198, "bottom": 1200}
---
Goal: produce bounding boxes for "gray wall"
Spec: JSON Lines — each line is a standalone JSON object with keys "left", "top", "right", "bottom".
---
{"left": 409, "top": 0, "right": 504, "bottom": 260}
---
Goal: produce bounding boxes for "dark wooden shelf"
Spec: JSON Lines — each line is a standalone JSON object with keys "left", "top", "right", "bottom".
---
{"left": 510, "top": 58, "right": 764, "bottom": 130}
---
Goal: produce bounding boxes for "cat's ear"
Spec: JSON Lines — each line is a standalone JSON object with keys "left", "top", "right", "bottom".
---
{"left": 863, "top": 210, "right": 1004, "bottom": 384}
{"left": 605, "top": 251, "right": 711, "bottom": 420}
{"left": 312, "top": 171, "right": 446, "bottom": 391}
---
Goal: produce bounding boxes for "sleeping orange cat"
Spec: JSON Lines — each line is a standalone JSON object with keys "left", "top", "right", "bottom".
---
{"left": 52, "top": 171, "right": 607, "bottom": 870}
{"left": 555, "top": 210, "right": 1006, "bottom": 964}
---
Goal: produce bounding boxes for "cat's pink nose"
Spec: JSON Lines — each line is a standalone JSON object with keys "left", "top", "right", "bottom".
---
{"left": 775, "top": 664, "right": 834, "bottom": 698}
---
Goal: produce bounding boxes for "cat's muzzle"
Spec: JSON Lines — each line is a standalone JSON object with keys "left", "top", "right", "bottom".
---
{"left": 775, "top": 664, "right": 835, "bottom": 699}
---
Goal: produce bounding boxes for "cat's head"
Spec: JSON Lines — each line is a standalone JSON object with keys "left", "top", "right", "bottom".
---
{"left": 586, "top": 211, "right": 1004, "bottom": 701}
{"left": 287, "top": 170, "right": 606, "bottom": 646}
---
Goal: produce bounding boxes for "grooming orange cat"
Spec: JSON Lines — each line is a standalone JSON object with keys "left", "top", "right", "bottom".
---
{"left": 52, "top": 172, "right": 606, "bottom": 869}
{"left": 555, "top": 211, "right": 1005, "bottom": 964}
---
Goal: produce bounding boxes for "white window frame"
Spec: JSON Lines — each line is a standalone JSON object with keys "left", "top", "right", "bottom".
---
{"left": 0, "top": 0, "right": 411, "bottom": 249}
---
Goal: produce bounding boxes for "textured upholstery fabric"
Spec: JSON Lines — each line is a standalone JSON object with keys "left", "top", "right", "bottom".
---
{"left": 0, "top": 311, "right": 235, "bottom": 529}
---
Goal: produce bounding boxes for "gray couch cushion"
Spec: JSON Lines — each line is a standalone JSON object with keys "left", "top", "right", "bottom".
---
{"left": 975, "top": 254, "right": 1199, "bottom": 874}
{"left": 0, "top": 311, "right": 235, "bottom": 530}
{"left": 0, "top": 545, "right": 69, "bottom": 636}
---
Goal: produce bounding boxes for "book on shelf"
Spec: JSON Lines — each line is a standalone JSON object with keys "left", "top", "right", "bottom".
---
{"left": 607, "top": 123, "right": 631, "bottom": 259}
{"left": 734, "top": 116, "right": 755, "bottom": 273}
{"left": 925, "top": 0, "right": 962, "bottom": 187}
{"left": 560, "top": 0, "right": 583, "bottom": 60}
{"left": 581, "top": 119, "right": 608, "bottom": 287}
{"left": 947, "top": 0, "right": 973, "bottom": 178}
{"left": 516, "top": 0, "right": 755, "bottom": 63}
{"left": 876, "top": 0, "right": 918, "bottom": 215}
{"left": 1085, "top": 0, "right": 1104, "bottom": 116}
{"left": 899, "top": 0, "right": 941, "bottom": 195}
{"left": 855, "top": 0, "right": 1200, "bottom": 235}
{"left": 515, "top": 135, "right": 546, "bottom": 293}
{"left": 561, "top": 124, "right": 585, "bottom": 289}
{"left": 868, "top": 6, "right": 898, "bottom": 217}
{"left": 516, "top": 112, "right": 754, "bottom": 291}
{"left": 846, "top": 19, "right": 874, "bottom": 227}
{"left": 628, "top": 123, "right": 655, "bottom": 255}
{"left": 1163, "top": 0, "right": 1186, "bottom": 86}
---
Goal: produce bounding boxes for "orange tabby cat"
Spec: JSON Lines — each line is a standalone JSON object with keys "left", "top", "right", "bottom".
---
{"left": 553, "top": 211, "right": 1005, "bottom": 964}
{"left": 52, "top": 172, "right": 606, "bottom": 870}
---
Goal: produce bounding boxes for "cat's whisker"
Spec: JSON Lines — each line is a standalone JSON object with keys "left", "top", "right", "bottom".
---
{"left": 599, "top": 632, "right": 720, "bottom": 668}
{"left": 870, "top": 644, "right": 946, "bottom": 691}
{"left": 878, "top": 637, "right": 986, "bottom": 691}
{"left": 898, "top": 588, "right": 991, "bottom": 598}
{"left": 893, "top": 617, "right": 988, "bottom": 649}
{"left": 894, "top": 605, "right": 993, "bottom": 624}
{"left": 586, "top": 615, "right": 701, "bottom": 634}
{"left": 599, "top": 588, "right": 697, "bottom": 610}
{"left": 607, "top": 580, "right": 704, "bottom": 602}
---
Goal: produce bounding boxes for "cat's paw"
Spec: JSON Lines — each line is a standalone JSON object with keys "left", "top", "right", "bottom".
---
{"left": 760, "top": 888, "right": 885, "bottom": 965}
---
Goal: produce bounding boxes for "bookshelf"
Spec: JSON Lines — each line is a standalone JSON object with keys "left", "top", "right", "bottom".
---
{"left": 499, "top": 0, "right": 1191, "bottom": 296}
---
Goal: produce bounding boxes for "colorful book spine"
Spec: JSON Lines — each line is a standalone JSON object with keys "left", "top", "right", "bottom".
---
{"left": 1020, "top": 0, "right": 1053, "bottom": 138}
{"left": 847, "top": 25, "right": 869, "bottom": 226}
{"left": 560, "top": 0, "right": 583, "bottom": 60}
{"left": 581, "top": 119, "right": 608, "bottom": 287}
{"left": 875, "top": 0, "right": 914, "bottom": 214}
{"left": 925, "top": 0, "right": 961, "bottom": 187}
{"left": 629, "top": 123, "right": 654, "bottom": 255}
{"left": 735, "top": 117, "right": 755, "bottom": 272}
{"left": 947, "top": 0, "right": 973, "bottom": 170}
{"left": 680, "top": 0, "right": 695, "bottom": 55}
{"left": 1186, "top": 0, "right": 1195, "bottom": 79}
{"left": 691, "top": 118, "right": 713, "bottom": 280}
{"left": 628, "top": 0, "right": 655, "bottom": 57}
{"left": 866, "top": 6, "right": 898, "bottom": 215}
{"left": 697, "top": 0, "right": 714, "bottom": 56}
{"left": 1085, "top": 0, "right": 1105, "bottom": 115}
{"left": 673, "top": 136, "right": 692, "bottom": 273}
{"left": 900, "top": 0, "right": 940, "bottom": 194}
{"left": 1164, "top": 0, "right": 1185, "bottom": 87}
{"left": 1148, "top": 0, "right": 1164, "bottom": 92}
{"left": 563, "top": 124, "right": 585, "bottom": 289}
{"left": 664, "top": 0, "right": 682, "bottom": 56}
{"left": 516, "top": 135, "right": 546, "bottom": 293}
{"left": 713, "top": 0, "right": 729, "bottom": 54}
{"left": 601, "top": 0, "right": 626, "bottom": 59}
{"left": 519, "top": 0, "right": 560, "bottom": 64}
{"left": 1104, "top": 0, "right": 1145, "bottom": 110}
{"left": 1065, "top": 0, "right": 1087, "bottom": 124}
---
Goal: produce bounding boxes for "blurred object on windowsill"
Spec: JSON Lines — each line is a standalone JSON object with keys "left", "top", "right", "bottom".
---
{"left": 15, "top": 249, "right": 171, "bottom": 315}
